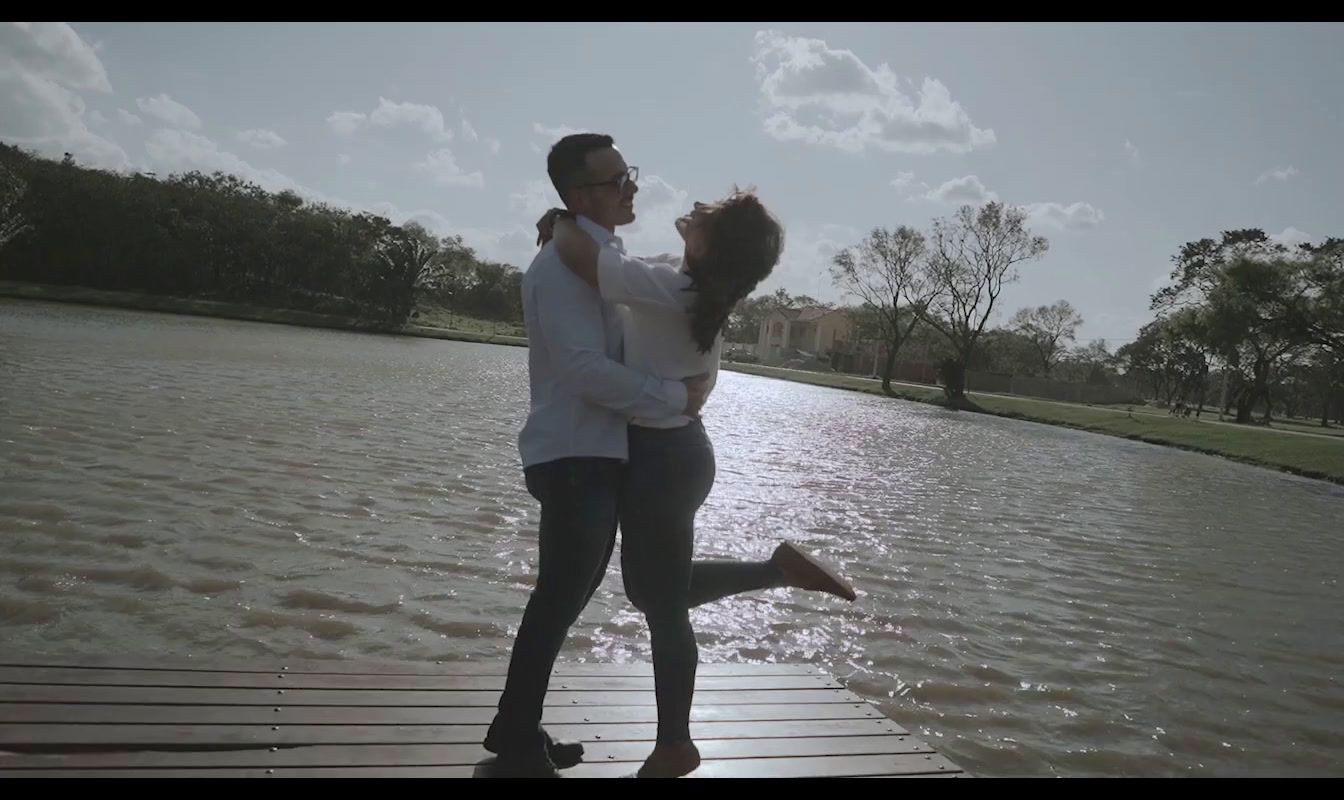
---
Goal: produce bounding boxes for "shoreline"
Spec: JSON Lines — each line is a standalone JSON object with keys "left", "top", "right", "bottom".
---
{"left": 720, "top": 363, "right": 1343, "bottom": 486}
{"left": 4, "top": 281, "right": 1339, "bottom": 485}
{"left": 0, "top": 280, "right": 528, "bottom": 348}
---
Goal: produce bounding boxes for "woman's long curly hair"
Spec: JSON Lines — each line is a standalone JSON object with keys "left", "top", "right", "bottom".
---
{"left": 684, "top": 188, "right": 784, "bottom": 354}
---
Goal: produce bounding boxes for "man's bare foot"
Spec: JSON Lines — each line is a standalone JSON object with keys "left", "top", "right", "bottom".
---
{"left": 636, "top": 740, "right": 701, "bottom": 778}
{"left": 770, "top": 541, "right": 857, "bottom": 602}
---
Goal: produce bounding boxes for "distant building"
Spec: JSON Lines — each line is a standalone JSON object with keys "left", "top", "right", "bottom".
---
{"left": 757, "top": 305, "right": 853, "bottom": 363}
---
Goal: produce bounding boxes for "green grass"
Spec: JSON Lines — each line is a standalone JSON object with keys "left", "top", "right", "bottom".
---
{"left": 1097, "top": 402, "right": 1344, "bottom": 438}
{"left": 0, "top": 280, "right": 390, "bottom": 332}
{"left": 723, "top": 362, "right": 1344, "bottom": 484}
{"left": 413, "top": 304, "right": 525, "bottom": 339}
{"left": 0, "top": 281, "right": 530, "bottom": 347}
{"left": 1259, "top": 416, "right": 1344, "bottom": 438}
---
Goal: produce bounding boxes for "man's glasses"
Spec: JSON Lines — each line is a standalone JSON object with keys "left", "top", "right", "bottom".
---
{"left": 574, "top": 166, "right": 639, "bottom": 192}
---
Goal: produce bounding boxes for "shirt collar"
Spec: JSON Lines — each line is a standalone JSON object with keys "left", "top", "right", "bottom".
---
{"left": 575, "top": 214, "right": 624, "bottom": 253}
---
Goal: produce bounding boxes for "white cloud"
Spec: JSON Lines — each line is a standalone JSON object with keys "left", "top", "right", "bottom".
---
{"left": 366, "top": 201, "right": 451, "bottom": 234}
{"left": 415, "top": 147, "right": 484, "bottom": 187}
{"left": 894, "top": 172, "right": 930, "bottom": 200}
{"left": 490, "top": 230, "right": 537, "bottom": 265}
{"left": 136, "top": 93, "right": 201, "bottom": 130}
{"left": 1254, "top": 165, "right": 1298, "bottom": 185}
{"left": 326, "top": 110, "right": 366, "bottom": 136}
{"left": 337, "top": 153, "right": 351, "bottom": 166}
{"left": 926, "top": 174, "right": 998, "bottom": 204}
{"left": 116, "top": 107, "right": 141, "bottom": 125}
{"left": 461, "top": 225, "right": 535, "bottom": 267}
{"left": 87, "top": 108, "right": 107, "bottom": 126}
{"left": 139, "top": 129, "right": 524, "bottom": 268}
{"left": 460, "top": 118, "right": 501, "bottom": 154}
{"left": 914, "top": 174, "right": 1103, "bottom": 231}
{"left": 339, "top": 200, "right": 531, "bottom": 272}
{"left": 359, "top": 202, "right": 536, "bottom": 268}
{"left": 377, "top": 206, "right": 535, "bottom": 268}
{"left": 237, "top": 128, "right": 286, "bottom": 149}
{"left": 1269, "top": 226, "right": 1312, "bottom": 249}
{"left": 509, "top": 178, "right": 558, "bottom": 216}
{"left": 1124, "top": 139, "right": 1140, "bottom": 166}
{"left": 532, "top": 122, "right": 583, "bottom": 142}
{"left": 144, "top": 128, "right": 316, "bottom": 197}
{"left": 1025, "top": 201, "right": 1105, "bottom": 230}
{"left": 918, "top": 176, "right": 1102, "bottom": 231}
{"left": 505, "top": 173, "right": 690, "bottom": 260}
{"left": 529, "top": 121, "right": 593, "bottom": 158}
{"left": 633, "top": 174, "right": 686, "bottom": 209}
{"left": 327, "top": 97, "right": 453, "bottom": 141}
{"left": 0, "top": 22, "right": 111, "bottom": 93}
{"left": 890, "top": 171, "right": 915, "bottom": 188}
{"left": 755, "top": 222, "right": 858, "bottom": 304}
{"left": 506, "top": 172, "right": 690, "bottom": 263}
{"left": 751, "top": 30, "right": 994, "bottom": 156}
{"left": 0, "top": 22, "right": 129, "bottom": 169}
{"left": 623, "top": 174, "right": 690, "bottom": 256}
{"left": 372, "top": 98, "right": 451, "bottom": 140}
{"left": 508, "top": 173, "right": 688, "bottom": 256}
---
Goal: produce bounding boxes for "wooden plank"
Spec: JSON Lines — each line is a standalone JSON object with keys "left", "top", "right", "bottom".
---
{"left": 0, "top": 767, "right": 480, "bottom": 777}
{"left": 0, "top": 657, "right": 816, "bottom": 678}
{"left": 0, "top": 765, "right": 961, "bottom": 778}
{"left": 0, "top": 701, "right": 884, "bottom": 726}
{"left": 0, "top": 667, "right": 836, "bottom": 692}
{"left": 682, "top": 753, "right": 962, "bottom": 779}
{"left": 0, "top": 718, "right": 906, "bottom": 748}
{"left": 0, "top": 735, "right": 933, "bottom": 769}
{"left": 0, "top": 658, "right": 964, "bottom": 778}
{"left": 0, "top": 685, "right": 860, "bottom": 707}
{"left": 569, "top": 753, "right": 962, "bottom": 779}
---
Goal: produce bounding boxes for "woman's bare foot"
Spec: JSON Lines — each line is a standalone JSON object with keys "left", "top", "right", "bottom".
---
{"left": 636, "top": 740, "right": 701, "bottom": 778}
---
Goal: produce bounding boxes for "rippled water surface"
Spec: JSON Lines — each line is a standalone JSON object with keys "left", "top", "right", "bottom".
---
{"left": 2, "top": 299, "right": 1342, "bottom": 776}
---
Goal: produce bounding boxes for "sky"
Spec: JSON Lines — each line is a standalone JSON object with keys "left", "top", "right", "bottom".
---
{"left": 3, "top": 22, "right": 1341, "bottom": 345}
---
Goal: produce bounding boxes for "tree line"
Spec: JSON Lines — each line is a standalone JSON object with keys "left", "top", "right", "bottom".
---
{"left": 824, "top": 202, "right": 1341, "bottom": 424}
{"left": 0, "top": 143, "right": 521, "bottom": 328}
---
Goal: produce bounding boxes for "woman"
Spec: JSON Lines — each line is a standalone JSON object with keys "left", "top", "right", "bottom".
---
{"left": 541, "top": 188, "right": 857, "bottom": 778}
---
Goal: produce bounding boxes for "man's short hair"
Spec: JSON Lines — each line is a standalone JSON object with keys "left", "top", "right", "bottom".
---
{"left": 547, "top": 133, "right": 614, "bottom": 205}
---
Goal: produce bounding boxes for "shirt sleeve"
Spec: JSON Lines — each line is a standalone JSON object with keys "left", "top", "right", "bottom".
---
{"left": 530, "top": 265, "right": 688, "bottom": 418}
{"left": 596, "top": 246, "right": 694, "bottom": 312}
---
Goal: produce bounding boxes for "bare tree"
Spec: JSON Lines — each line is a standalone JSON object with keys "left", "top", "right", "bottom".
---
{"left": 919, "top": 202, "right": 1049, "bottom": 408}
{"left": 1011, "top": 300, "right": 1083, "bottom": 377}
{"left": 831, "top": 226, "right": 940, "bottom": 394}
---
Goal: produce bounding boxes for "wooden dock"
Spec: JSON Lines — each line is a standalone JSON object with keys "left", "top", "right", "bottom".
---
{"left": 0, "top": 657, "right": 965, "bottom": 778}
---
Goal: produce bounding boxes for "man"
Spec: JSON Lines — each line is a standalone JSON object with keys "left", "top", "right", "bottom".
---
{"left": 483, "top": 133, "right": 708, "bottom": 777}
